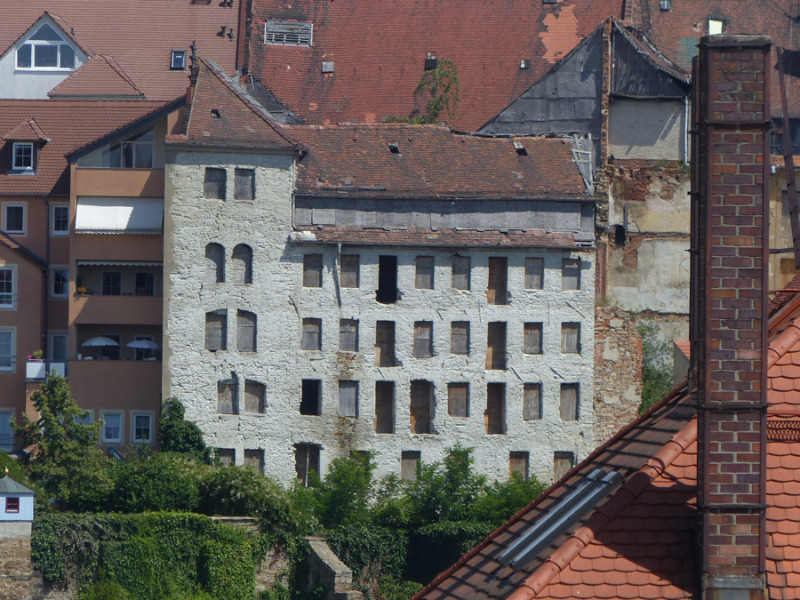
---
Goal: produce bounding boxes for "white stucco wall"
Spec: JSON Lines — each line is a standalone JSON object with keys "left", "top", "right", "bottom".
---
{"left": 164, "top": 147, "right": 597, "bottom": 486}
{"left": 0, "top": 494, "right": 34, "bottom": 522}
{"left": 608, "top": 99, "right": 687, "bottom": 162}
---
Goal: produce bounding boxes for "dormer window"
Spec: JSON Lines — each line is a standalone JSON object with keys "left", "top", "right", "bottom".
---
{"left": 265, "top": 21, "right": 313, "bottom": 46}
{"left": 16, "top": 24, "right": 75, "bottom": 70}
{"left": 12, "top": 143, "right": 34, "bottom": 171}
{"left": 708, "top": 17, "right": 725, "bottom": 35}
{"left": 171, "top": 50, "right": 186, "bottom": 70}
{"left": 101, "top": 129, "right": 154, "bottom": 169}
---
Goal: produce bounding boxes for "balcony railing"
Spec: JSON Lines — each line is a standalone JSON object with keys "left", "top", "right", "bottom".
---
{"left": 26, "top": 361, "right": 66, "bottom": 380}
{"left": 72, "top": 294, "right": 162, "bottom": 325}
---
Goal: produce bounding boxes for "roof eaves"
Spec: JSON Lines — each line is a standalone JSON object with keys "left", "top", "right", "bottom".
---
{"left": 613, "top": 19, "right": 690, "bottom": 85}
{"left": 0, "top": 12, "right": 92, "bottom": 62}
{"left": 0, "top": 231, "right": 46, "bottom": 268}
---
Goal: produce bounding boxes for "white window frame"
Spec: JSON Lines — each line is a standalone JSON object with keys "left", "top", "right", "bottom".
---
{"left": 0, "top": 266, "right": 17, "bottom": 309}
{"left": 0, "top": 328, "right": 16, "bottom": 372}
{"left": 265, "top": 20, "right": 313, "bottom": 46}
{"left": 131, "top": 411, "right": 155, "bottom": 444}
{"left": 0, "top": 410, "right": 13, "bottom": 452}
{"left": 49, "top": 332, "right": 68, "bottom": 362}
{"left": 170, "top": 50, "right": 186, "bottom": 70}
{"left": 2, "top": 203, "right": 26, "bottom": 235}
{"left": 12, "top": 143, "right": 34, "bottom": 171}
{"left": 100, "top": 410, "right": 123, "bottom": 444}
{"left": 50, "top": 204, "right": 69, "bottom": 235}
{"left": 16, "top": 23, "right": 77, "bottom": 71}
{"left": 50, "top": 266, "right": 69, "bottom": 298}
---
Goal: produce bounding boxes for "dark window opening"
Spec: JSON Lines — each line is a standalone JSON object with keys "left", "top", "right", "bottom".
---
{"left": 377, "top": 255, "right": 398, "bottom": 304}
{"left": 486, "top": 322, "right": 507, "bottom": 370}
{"left": 375, "top": 321, "right": 397, "bottom": 367}
{"left": 375, "top": 381, "right": 395, "bottom": 433}
{"left": 295, "top": 443, "right": 320, "bottom": 487}
{"left": 486, "top": 383, "right": 506, "bottom": 434}
{"left": 487, "top": 257, "right": 508, "bottom": 305}
{"left": 300, "top": 379, "right": 322, "bottom": 415}
{"left": 410, "top": 380, "right": 434, "bottom": 434}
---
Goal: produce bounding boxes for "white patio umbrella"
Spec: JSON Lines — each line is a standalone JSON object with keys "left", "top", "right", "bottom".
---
{"left": 81, "top": 336, "right": 119, "bottom": 347}
{"left": 126, "top": 339, "right": 160, "bottom": 350}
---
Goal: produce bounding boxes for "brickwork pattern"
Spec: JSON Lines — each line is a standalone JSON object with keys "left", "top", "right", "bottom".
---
{"left": 694, "top": 37, "right": 771, "bottom": 584}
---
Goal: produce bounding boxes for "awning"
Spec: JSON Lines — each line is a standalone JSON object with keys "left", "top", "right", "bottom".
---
{"left": 75, "top": 197, "right": 163, "bottom": 234}
{"left": 76, "top": 260, "right": 162, "bottom": 267}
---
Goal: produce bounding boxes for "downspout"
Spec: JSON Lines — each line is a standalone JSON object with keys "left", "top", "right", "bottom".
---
{"left": 43, "top": 195, "right": 50, "bottom": 367}
{"left": 683, "top": 95, "right": 689, "bottom": 163}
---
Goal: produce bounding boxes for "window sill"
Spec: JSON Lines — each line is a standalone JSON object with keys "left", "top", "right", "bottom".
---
{"left": 7, "top": 170, "right": 35, "bottom": 176}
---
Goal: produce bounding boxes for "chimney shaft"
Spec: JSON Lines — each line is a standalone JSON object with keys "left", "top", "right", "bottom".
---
{"left": 691, "top": 35, "right": 771, "bottom": 600}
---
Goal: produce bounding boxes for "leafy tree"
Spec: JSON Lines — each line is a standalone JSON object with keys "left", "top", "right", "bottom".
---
{"left": 158, "top": 398, "right": 211, "bottom": 462}
{"left": 198, "top": 465, "right": 291, "bottom": 527}
{"left": 470, "top": 473, "right": 546, "bottom": 525}
{"left": 314, "top": 452, "right": 375, "bottom": 528}
{"left": 13, "top": 374, "right": 113, "bottom": 511}
{"left": 108, "top": 453, "right": 205, "bottom": 513}
{"left": 638, "top": 323, "right": 674, "bottom": 413}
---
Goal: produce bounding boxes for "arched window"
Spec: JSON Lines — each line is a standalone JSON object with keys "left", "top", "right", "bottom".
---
{"left": 205, "top": 243, "right": 224, "bottom": 283}
{"left": 232, "top": 244, "right": 253, "bottom": 284}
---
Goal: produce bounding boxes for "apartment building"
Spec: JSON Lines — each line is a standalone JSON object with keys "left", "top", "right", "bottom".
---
{"left": 163, "top": 60, "right": 598, "bottom": 484}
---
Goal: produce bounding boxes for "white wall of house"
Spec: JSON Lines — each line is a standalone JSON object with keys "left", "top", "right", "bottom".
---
{"left": 0, "top": 494, "right": 33, "bottom": 522}
{"left": 164, "top": 146, "right": 596, "bottom": 486}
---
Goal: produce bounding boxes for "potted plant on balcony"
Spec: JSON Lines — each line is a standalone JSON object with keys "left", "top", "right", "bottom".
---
{"left": 75, "top": 275, "right": 88, "bottom": 295}
{"left": 26, "top": 350, "right": 46, "bottom": 379}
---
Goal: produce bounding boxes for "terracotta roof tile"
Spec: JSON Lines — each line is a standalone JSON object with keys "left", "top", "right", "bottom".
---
{"left": 2, "top": 118, "right": 48, "bottom": 142}
{"left": 48, "top": 55, "right": 144, "bottom": 98}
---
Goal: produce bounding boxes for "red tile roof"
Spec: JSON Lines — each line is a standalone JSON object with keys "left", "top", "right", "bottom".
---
{"left": 417, "top": 303, "right": 800, "bottom": 600}
{"left": 3, "top": 118, "right": 49, "bottom": 142}
{"left": 0, "top": 1, "right": 240, "bottom": 101}
{"left": 248, "top": 0, "right": 624, "bottom": 130}
{"left": 290, "top": 125, "right": 589, "bottom": 199}
{"left": 48, "top": 55, "right": 145, "bottom": 99}
{"left": 0, "top": 100, "right": 170, "bottom": 196}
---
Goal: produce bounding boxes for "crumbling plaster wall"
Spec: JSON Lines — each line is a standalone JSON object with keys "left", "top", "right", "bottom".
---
{"left": 164, "top": 148, "right": 597, "bottom": 486}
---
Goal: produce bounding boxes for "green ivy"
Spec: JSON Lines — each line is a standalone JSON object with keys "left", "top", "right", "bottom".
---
{"left": 406, "top": 520, "right": 495, "bottom": 585}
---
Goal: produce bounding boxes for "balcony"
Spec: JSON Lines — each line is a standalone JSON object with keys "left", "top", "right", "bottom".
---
{"left": 72, "top": 294, "right": 162, "bottom": 325}
{"left": 25, "top": 361, "right": 66, "bottom": 380}
{"left": 68, "top": 359, "right": 161, "bottom": 411}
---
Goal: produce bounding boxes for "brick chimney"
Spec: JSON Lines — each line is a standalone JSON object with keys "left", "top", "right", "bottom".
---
{"left": 691, "top": 35, "right": 771, "bottom": 600}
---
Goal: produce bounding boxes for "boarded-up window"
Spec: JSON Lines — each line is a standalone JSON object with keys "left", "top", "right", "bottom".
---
{"left": 244, "top": 448, "right": 264, "bottom": 471}
{"left": 413, "top": 321, "right": 433, "bottom": 358}
{"left": 376, "top": 255, "right": 398, "bottom": 304}
{"left": 523, "top": 383, "right": 542, "bottom": 421}
{"left": 340, "top": 254, "right": 360, "bottom": 288}
{"left": 295, "top": 443, "right": 320, "bottom": 487}
{"left": 485, "top": 383, "right": 506, "bottom": 434}
{"left": 301, "top": 318, "right": 321, "bottom": 351}
{"left": 415, "top": 256, "right": 434, "bottom": 289}
{"left": 244, "top": 380, "right": 266, "bottom": 413}
{"left": 339, "top": 319, "right": 359, "bottom": 352}
{"left": 410, "top": 380, "right": 434, "bottom": 434}
{"left": 375, "top": 321, "right": 396, "bottom": 366}
{"left": 217, "top": 448, "right": 235, "bottom": 465}
{"left": 303, "top": 254, "right": 322, "bottom": 287}
{"left": 232, "top": 244, "right": 253, "bottom": 284}
{"left": 447, "top": 383, "right": 469, "bottom": 417}
{"left": 554, "top": 451, "right": 575, "bottom": 482}
{"left": 401, "top": 450, "right": 421, "bottom": 481}
{"left": 205, "top": 311, "right": 227, "bottom": 351}
{"left": 237, "top": 310, "right": 256, "bottom": 352}
{"left": 300, "top": 379, "right": 321, "bottom": 415}
{"left": 234, "top": 168, "right": 255, "bottom": 200}
{"left": 562, "top": 258, "right": 581, "bottom": 290}
{"left": 452, "top": 256, "right": 470, "bottom": 290}
{"left": 487, "top": 257, "right": 508, "bottom": 305}
{"left": 510, "top": 451, "right": 529, "bottom": 480}
{"left": 560, "top": 383, "right": 579, "bottom": 421}
{"left": 486, "top": 322, "right": 507, "bottom": 370}
{"left": 217, "top": 380, "right": 238, "bottom": 414}
{"left": 204, "top": 167, "right": 226, "bottom": 199}
{"left": 523, "top": 322, "right": 543, "bottom": 355}
{"left": 561, "top": 322, "right": 580, "bottom": 354}
{"left": 525, "top": 257, "right": 544, "bottom": 289}
{"left": 375, "top": 381, "right": 394, "bottom": 433}
{"left": 205, "top": 243, "right": 225, "bottom": 283}
{"left": 339, "top": 380, "right": 359, "bottom": 417}
{"left": 450, "top": 321, "right": 470, "bottom": 355}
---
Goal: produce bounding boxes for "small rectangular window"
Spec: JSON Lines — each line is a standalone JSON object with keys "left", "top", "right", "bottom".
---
{"left": 401, "top": 450, "right": 421, "bottom": 481}
{"left": 300, "top": 379, "right": 322, "bottom": 415}
{"left": 415, "top": 256, "right": 434, "bottom": 289}
{"left": 447, "top": 382, "right": 469, "bottom": 417}
{"left": 204, "top": 167, "right": 227, "bottom": 199}
{"left": 4, "top": 205, "right": 25, "bottom": 234}
{"left": 205, "top": 311, "right": 227, "bottom": 351}
{"left": 102, "top": 272, "right": 122, "bottom": 296}
{"left": 135, "top": 272, "right": 155, "bottom": 296}
{"left": 510, "top": 451, "right": 529, "bottom": 480}
{"left": 339, "top": 319, "right": 359, "bottom": 352}
{"left": 50, "top": 268, "right": 68, "bottom": 298}
{"left": 338, "top": 380, "right": 359, "bottom": 417}
{"left": 375, "top": 381, "right": 395, "bottom": 433}
{"left": 525, "top": 257, "right": 544, "bottom": 289}
{"left": 244, "top": 448, "right": 265, "bottom": 471}
{"left": 523, "top": 383, "right": 542, "bottom": 421}
{"left": 303, "top": 254, "right": 323, "bottom": 288}
{"left": 452, "top": 256, "right": 470, "bottom": 290}
{"left": 6, "top": 497, "right": 20, "bottom": 513}
{"left": 560, "top": 383, "right": 579, "bottom": 421}
{"left": 523, "top": 322, "right": 543, "bottom": 355}
{"left": 217, "top": 380, "right": 238, "bottom": 414}
{"left": 265, "top": 20, "right": 313, "bottom": 46}
{"left": 561, "top": 322, "right": 581, "bottom": 354}
{"left": 413, "top": 321, "right": 433, "bottom": 358}
{"left": 340, "top": 254, "right": 360, "bottom": 288}
{"left": 234, "top": 168, "right": 255, "bottom": 200}
{"left": 0, "top": 269, "right": 14, "bottom": 309}
{"left": 410, "top": 380, "right": 434, "bottom": 434}
{"left": 708, "top": 17, "right": 724, "bottom": 35}
{"left": 554, "top": 451, "right": 575, "bottom": 482}
{"left": 487, "top": 257, "right": 508, "bottom": 305}
{"left": 244, "top": 380, "right": 266, "bottom": 413}
{"left": 237, "top": 310, "right": 257, "bottom": 352}
{"left": 51, "top": 205, "right": 69, "bottom": 235}
{"left": 50, "top": 333, "right": 67, "bottom": 362}
{"left": 375, "top": 321, "right": 396, "bottom": 367}
{"left": 486, "top": 322, "right": 507, "bottom": 370}
{"left": 486, "top": 383, "right": 506, "bottom": 435}
{"left": 132, "top": 413, "right": 153, "bottom": 444}
{"left": 450, "top": 321, "right": 470, "bottom": 355}
{"left": 301, "top": 318, "right": 321, "bottom": 351}
{"left": 562, "top": 258, "right": 581, "bottom": 290}
{"left": 295, "top": 443, "right": 320, "bottom": 486}
{"left": 100, "top": 411, "right": 123, "bottom": 444}
{"left": 11, "top": 143, "right": 33, "bottom": 171}
{"left": 376, "top": 255, "right": 398, "bottom": 304}
{"left": 170, "top": 49, "right": 186, "bottom": 70}
{"left": 217, "top": 448, "right": 235, "bottom": 466}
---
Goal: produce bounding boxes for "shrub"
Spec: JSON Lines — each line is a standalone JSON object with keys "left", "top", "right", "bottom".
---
{"left": 314, "top": 452, "right": 375, "bottom": 528}
{"left": 108, "top": 454, "right": 203, "bottom": 513}
{"left": 407, "top": 520, "right": 495, "bottom": 584}
{"left": 198, "top": 465, "right": 291, "bottom": 526}
{"left": 158, "top": 399, "right": 211, "bottom": 463}
{"left": 78, "top": 581, "right": 134, "bottom": 600}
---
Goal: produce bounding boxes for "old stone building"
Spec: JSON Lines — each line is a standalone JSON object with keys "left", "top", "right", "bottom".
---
{"left": 163, "top": 60, "right": 599, "bottom": 484}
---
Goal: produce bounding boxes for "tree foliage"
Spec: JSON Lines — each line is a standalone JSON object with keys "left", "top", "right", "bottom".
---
{"left": 638, "top": 323, "right": 674, "bottom": 414}
{"left": 158, "top": 399, "right": 211, "bottom": 462}
{"left": 385, "top": 58, "right": 460, "bottom": 124}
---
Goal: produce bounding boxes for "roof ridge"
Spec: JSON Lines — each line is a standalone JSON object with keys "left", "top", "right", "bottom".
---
{"left": 768, "top": 314, "right": 800, "bottom": 368}
{"left": 506, "top": 417, "right": 699, "bottom": 600}
{"left": 96, "top": 54, "right": 145, "bottom": 96}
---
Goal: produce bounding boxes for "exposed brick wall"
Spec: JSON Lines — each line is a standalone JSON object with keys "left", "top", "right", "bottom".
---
{"left": 593, "top": 306, "right": 642, "bottom": 445}
{"left": 692, "top": 35, "right": 771, "bottom": 595}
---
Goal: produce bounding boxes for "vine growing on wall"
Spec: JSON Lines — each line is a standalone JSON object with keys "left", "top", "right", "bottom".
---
{"left": 385, "top": 58, "right": 460, "bottom": 124}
